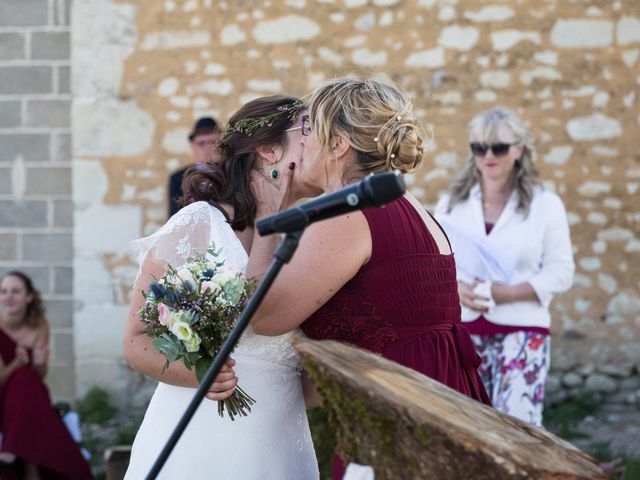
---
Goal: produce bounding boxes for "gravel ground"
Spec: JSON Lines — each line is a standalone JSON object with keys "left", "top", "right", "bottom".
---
{"left": 571, "top": 404, "right": 640, "bottom": 459}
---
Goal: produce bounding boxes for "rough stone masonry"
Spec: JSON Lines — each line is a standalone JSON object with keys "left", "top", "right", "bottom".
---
{"left": 3, "top": 0, "right": 639, "bottom": 410}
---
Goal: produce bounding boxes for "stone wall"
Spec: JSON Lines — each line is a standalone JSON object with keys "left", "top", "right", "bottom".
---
{"left": 70, "top": 0, "right": 640, "bottom": 407}
{"left": 0, "top": 0, "right": 74, "bottom": 400}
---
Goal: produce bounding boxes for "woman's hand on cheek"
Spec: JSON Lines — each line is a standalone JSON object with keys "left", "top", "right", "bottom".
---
{"left": 252, "top": 162, "right": 296, "bottom": 217}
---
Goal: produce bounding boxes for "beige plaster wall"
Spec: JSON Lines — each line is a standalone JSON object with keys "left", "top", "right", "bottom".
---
{"left": 73, "top": 0, "right": 640, "bottom": 405}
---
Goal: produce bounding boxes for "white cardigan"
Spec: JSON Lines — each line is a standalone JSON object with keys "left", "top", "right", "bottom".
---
{"left": 434, "top": 184, "right": 574, "bottom": 330}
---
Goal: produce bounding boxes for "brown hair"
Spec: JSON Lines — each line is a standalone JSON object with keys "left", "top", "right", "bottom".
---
{"left": 180, "top": 95, "right": 303, "bottom": 230}
{"left": 309, "top": 77, "right": 424, "bottom": 177}
{"left": 1, "top": 271, "right": 46, "bottom": 328}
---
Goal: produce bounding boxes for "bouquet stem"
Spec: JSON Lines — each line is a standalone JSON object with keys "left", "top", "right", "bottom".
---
{"left": 217, "top": 386, "right": 256, "bottom": 421}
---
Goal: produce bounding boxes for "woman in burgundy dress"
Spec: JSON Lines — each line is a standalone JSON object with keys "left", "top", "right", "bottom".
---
{"left": 0, "top": 271, "right": 92, "bottom": 480}
{"left": 243, "top": 78, "right": 491, "bottom": 479}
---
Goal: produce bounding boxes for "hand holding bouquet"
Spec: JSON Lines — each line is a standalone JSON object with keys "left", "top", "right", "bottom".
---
{"left": 138, "top": 244, "right": 256, "bottom": 420}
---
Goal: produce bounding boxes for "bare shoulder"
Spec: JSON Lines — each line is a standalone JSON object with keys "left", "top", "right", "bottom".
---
{"left": 304, "top": 210, "right": 371, "bottom": 262}
{"left": 26, "top": 321, "right": 50, "bottom": 347}
{"left": 35, "top": 320, "right": 50, "bottom": 343}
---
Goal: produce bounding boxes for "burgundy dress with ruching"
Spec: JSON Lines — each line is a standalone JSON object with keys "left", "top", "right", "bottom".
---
{"left": 0, "top": 328, "right": 93, "bottom": 480}
{"left": 301, "top": 196, "right": 491, "bottom": 480}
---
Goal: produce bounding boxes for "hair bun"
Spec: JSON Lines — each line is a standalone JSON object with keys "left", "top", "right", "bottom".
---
{"left": 375, "top": 118, "right": 424, "bottom": 174}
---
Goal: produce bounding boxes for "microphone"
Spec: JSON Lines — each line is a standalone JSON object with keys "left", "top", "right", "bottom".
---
{"left": 257, "top": 171, "right": 406, "bottom": 236}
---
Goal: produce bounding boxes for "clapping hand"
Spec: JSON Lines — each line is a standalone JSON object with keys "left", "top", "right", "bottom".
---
{"left": 12, "top": 345, "right": 30, "bottom": 368}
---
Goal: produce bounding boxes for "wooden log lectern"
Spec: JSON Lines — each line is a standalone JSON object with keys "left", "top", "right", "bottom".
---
{"left": 294, "top": 337, "right": 605, "bottom": 480}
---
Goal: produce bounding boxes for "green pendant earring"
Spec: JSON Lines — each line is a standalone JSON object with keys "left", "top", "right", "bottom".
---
{"left": 270, "top": 168, "right": 279, "bottom": 180}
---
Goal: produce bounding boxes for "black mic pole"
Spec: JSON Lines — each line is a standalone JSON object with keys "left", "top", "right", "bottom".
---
{"left": 145, "top": 229, "right": 305, "bottom": 480}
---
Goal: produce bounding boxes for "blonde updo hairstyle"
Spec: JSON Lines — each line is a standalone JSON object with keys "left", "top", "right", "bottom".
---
{"left": 309, "top": 78, "right": 424, "bottom": 177}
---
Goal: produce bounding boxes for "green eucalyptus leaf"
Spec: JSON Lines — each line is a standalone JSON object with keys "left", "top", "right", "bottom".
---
{"left": 152, "top": 334, "right": 181, "bottom": 362}
{"left": 195, "top": 356, "right": 214, "bottom": 384}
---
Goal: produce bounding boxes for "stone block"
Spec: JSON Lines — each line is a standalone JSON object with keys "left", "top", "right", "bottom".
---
{"left": 52, "top": 133, "right": 71, "bottom": 162}
{"left": 550, "top": 355, "right": 577, "bottom": 372}
{"left": 0, "top": 133, "right": 49, "bottom": 162}
{"left": 31, "top": 31, "right": 70, "bottom": 60}
{"left": 57, "top": 65, "right": 70, "bottom": 94}
{"left": 551, "top": 20, "right": 613, "bottom": 49}
{"left": 598, "top": 363, "right": 634, "bottom": 378}
{"left": 0, "top": 32, "right": 25, "bottom": 60}
{"left": 577, "top": 363, "right": 596, "bottom": 376}
{"left": 0, "top": 233, "right": 17, "bottom": 260}
{"left": 545, "top": 374, "right": 561, "bottom": 394}
{"left": 620, "top": 377, "right": 640, "bottom": 392}
{"left": 607, "top": 392, "right": 630, "bottom": 404}
{"left": 53, "top": 331, "right": 75, "bottom": 362}
{"left": 617, "top": 16, "right": 640, "bottom": 46}
{"left": 73, "top": 99, "right": 155, "bottom": 156}
{"left": 0, "top": 0, "right": 48, "bottom": 27}
{"left": 53, "top": 200, "right": 73, "bottom": 227}
{"left": 585, "top": 373, "right": 619, "bottom": 394}
{"left": 26, "top": 99, "right": 70, "bottom": 128}
{"left": 23, "top": 233, "right": 73, "bottom": 261}
{"left": 0, "top": 66, "right": 51, "bottom": 94}
{"left": 53, "top": 0, "right": 72, "bottom": 26}
{"left": 0, "top": 200, "right": 48, "bottom": 228}
{"left": 562, "top": 372, "right": 584, "bottom": 388}
{"left": 75, "top": 203, "right": 141, "bottom": 255}
{"left": 46, "top": 364, "right": 76, "bottom": 401}
{"left": 53, "top": 266, "right": 73, "bottom": 294}
{"left": 44, "top": 299, "right": 73, "bottom": 327}
{"left": 0, "top": 100, "right": 21, "bottom": 128}
{"left": 75, "top": 304, "right": 128, "bottom": 357}
{"left": 567, "top": 114, "right": 622, "bottom": 141}
{"left": 25, "top": 167, "right": 71, "bottom": 195}
{"left": 0, "top": 167, "right": 10, "bottom": 194}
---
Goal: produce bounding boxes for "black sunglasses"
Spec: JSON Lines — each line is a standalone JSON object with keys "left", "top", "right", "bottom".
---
{"left": 470, "top": 142, "right": 516, "bottom": 157}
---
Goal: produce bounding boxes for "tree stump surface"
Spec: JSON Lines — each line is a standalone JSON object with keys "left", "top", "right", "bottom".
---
{"left": 294, "top": 336, "right": 605, "bottom": 480}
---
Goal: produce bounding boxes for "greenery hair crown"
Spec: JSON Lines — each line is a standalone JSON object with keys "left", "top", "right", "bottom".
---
{"left": 221, "top": 99, "right": 306, "bottom": 144}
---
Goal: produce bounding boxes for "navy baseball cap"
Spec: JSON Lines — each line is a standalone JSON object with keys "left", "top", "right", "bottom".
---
{"left": 189, "top": 117, "right": 219, "bottom": 141}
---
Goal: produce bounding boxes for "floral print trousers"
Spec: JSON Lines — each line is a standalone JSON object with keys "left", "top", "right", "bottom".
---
{"left": 471, "top": 331, "right": 550, "bottom": 427}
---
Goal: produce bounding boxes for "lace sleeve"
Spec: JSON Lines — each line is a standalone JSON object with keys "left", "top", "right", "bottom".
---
{"left": 130, "top": 201, "right": 214, "bottom": 283}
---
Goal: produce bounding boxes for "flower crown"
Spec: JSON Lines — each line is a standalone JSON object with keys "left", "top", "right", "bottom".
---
{"left": 220, "top": 99, "right": 306, "bottom": 144}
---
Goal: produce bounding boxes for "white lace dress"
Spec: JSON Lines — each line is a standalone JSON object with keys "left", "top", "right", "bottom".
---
{"left": 124, "top": 202, "right": 318, "bottom": 480}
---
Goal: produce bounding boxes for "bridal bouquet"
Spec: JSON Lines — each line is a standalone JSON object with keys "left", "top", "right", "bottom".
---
{"left": 138, "top": 243, "right": 256, "bottom": 420}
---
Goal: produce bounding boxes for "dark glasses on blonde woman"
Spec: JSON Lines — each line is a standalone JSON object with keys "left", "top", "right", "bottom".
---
{"left": 470, "top": 142, "right": 515, "bottom": 157}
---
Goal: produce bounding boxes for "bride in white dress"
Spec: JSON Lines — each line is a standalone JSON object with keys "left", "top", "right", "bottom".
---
{"left": 122, "top": 96, "right": 319, "bottom": 480}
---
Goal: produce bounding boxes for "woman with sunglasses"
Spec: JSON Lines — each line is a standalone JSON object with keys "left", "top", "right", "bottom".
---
{"left": 434, "top": 107, "right": 575, "bottom": 426}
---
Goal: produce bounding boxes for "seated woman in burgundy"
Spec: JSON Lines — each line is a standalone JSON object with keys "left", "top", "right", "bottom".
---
{"left": 0, "top": 271, "right": 92, "bottom": 480}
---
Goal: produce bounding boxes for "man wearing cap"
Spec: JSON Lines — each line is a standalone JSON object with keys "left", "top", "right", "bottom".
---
{"left": 168, "top": 117, "right": 221, "bottom": 217}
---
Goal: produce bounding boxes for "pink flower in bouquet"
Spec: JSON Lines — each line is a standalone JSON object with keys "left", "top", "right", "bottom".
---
{"left": 200, "top": 280, "right": 221, "bottom": 295}
{"left": 157, "top": 302, "right": 174, "bottom": 326}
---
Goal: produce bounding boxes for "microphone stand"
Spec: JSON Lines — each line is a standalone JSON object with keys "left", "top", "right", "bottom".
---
{"left": 145, "top": 229, "right": 304, "bottom": 480}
